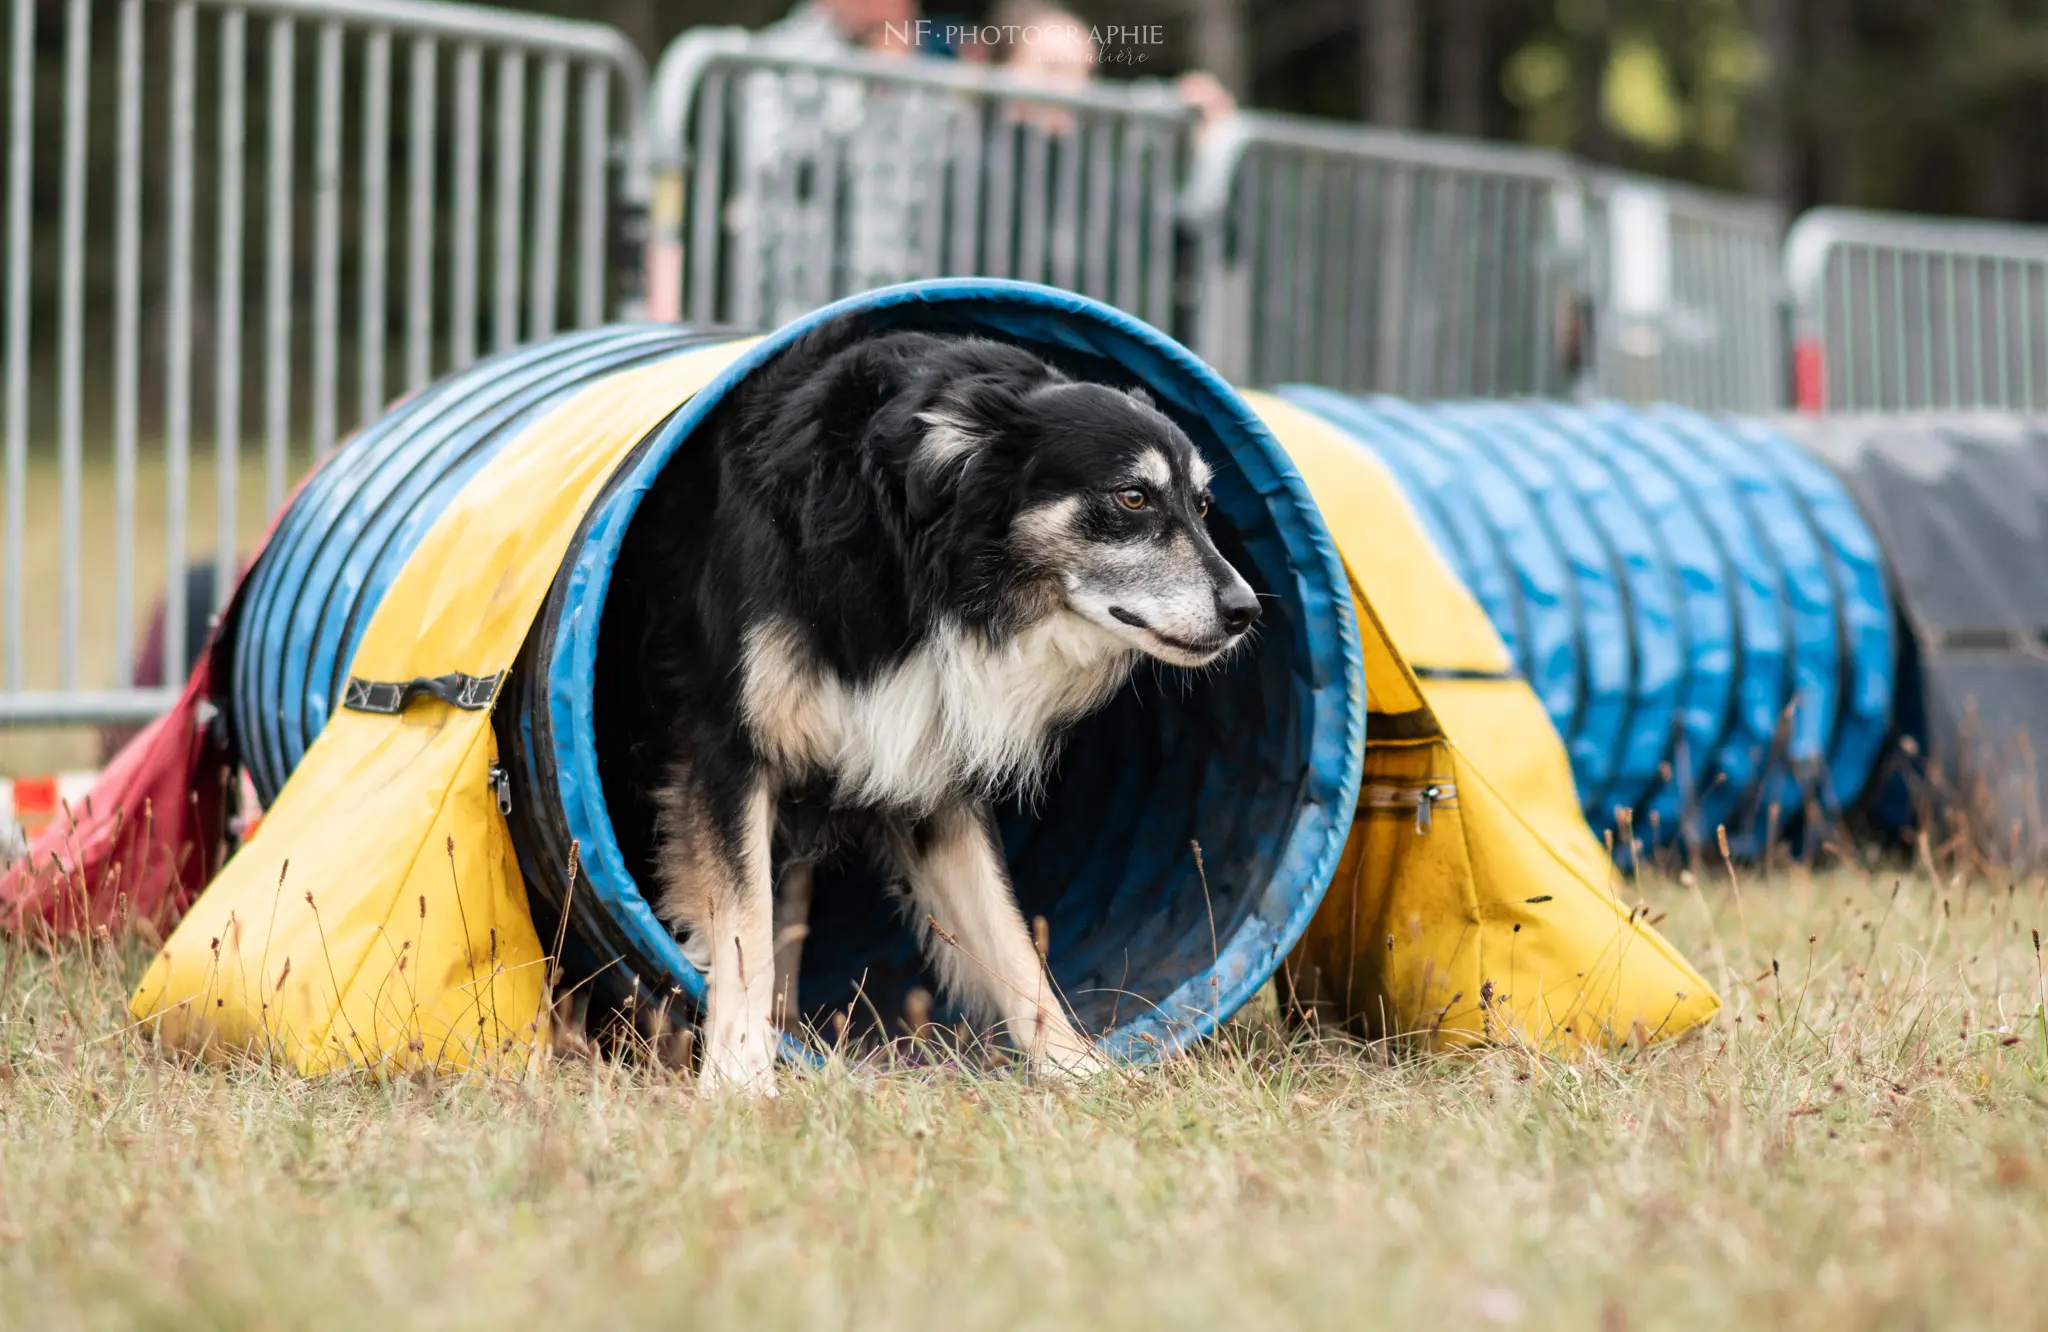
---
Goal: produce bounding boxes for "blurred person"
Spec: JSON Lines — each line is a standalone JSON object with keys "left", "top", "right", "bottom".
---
{"left": 980, "top": 1, "right": 1096, "bottom": 134}
{"left": 759, "top": 0, "right": 920, "bottom": 55}
{"left": 967, "top": 2, "right": 1238, "bottom": 134}
{"left": 733, "top": 0, "right": 945, "bottom": 324}
{"left": 958, "top": 3, "right": 1238, "bottom": 295}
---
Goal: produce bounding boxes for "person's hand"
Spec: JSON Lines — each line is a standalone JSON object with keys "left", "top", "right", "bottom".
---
{"left": 1174, "top": 70, "right": 1236, "bottom": 127}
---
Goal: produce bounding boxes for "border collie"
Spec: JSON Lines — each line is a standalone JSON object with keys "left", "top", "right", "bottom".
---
{"left": 629, "top": 324, "right": 1260, "bottom": 1095}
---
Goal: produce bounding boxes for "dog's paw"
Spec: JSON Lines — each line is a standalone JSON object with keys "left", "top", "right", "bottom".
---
{"left": 696, "top": 1025, "right": 780, "bottom": 1099}
{"left": 1032, "top": 1032, "right": 1112, "bottom": 1082}
{"left": 697, "top": 1053, "right": 779, "bottom": 1099}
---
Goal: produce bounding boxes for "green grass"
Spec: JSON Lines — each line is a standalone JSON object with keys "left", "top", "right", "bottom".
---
{"left": 6, "top": 856, "right": 2048, "bottom": 1329}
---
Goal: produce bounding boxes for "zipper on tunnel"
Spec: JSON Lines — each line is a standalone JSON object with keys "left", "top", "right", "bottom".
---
{"left": 1363, "top": 780, "right": 1458, "bottom": 833}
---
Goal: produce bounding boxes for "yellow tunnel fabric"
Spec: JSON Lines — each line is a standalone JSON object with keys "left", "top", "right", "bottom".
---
{"left": 131, "top": 341, "right": 759, "bottom": 1074}
{"left": 1247, "top": 391, "right": 1720, "bottom": 1049}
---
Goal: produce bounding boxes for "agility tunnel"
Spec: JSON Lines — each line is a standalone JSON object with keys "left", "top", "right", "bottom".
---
{"left": 168, "top": 281, "right": 1366, "bottom": 1065}
{"left": 1782, "top": 414, "right": 2048, "bottom": 861}
{"left": 1274, "top": 388, "right": 1897, "bottom": 856}
{"left": 112, "top": 279, "right": 1723, "bottom": 1073}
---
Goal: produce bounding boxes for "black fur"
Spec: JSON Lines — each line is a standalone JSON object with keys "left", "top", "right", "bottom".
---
{"left": 609, "top": 326, "right": 1211, "bottom": 859}
{"left": 595, "top": 319, "right": 1258, "bottom": 1065}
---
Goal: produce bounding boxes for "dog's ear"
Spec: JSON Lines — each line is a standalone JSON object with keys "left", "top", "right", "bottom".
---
{"left": 905, "top": 378, "right": 1027, "bottom": 519}
{"left": 1124, "top": 385, "right": 1156, "bottom": 411}
{"left": 912, "top": 409, "right": 984, "bottom": 472}
{"left": 905, "top": 409, "right": 984, "bottom": 521}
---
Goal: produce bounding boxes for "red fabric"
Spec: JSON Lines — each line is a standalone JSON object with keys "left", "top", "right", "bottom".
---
{"left": 1, "top": 654, "right": 232, "bottom": 937}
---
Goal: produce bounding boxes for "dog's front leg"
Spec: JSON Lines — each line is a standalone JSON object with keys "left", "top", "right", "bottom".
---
{"left": 657, "top": 776, "right": 780, "bottom": 1098}
{"left": 899, "top": 804, "right": 1104, "bottom": 1076}
{"left": 771, "top": 859, "right": 813, "bottom": 1032}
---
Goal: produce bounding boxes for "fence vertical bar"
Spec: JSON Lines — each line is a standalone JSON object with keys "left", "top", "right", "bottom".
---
{"left": 1014, "top": 124, "right": 1047, "bottom": 284}
{"left": 493, "top": 49, "right": 526, "bottom": 352}
{"left": 450, "top": 42, "right": 480, "bottom": 369}
{"left": 405, "top": 34, "right": 436, "bottom": 392}
{"left": 528, "top": 55, "right": 566, "bottom": 341}
{"left": 215, "top": 6, "right": 246, "bottom": 619}
{"left": 164, "top": 0, "right": 196, "bottom": 688}
{"left": 112, "top": 0, "right": 141, "bottom": 686}
{"left": 1343, "top": 167, "right": 1374, "bottom": 392}
{"left": 1142, "top": 121, "right": 1175, "bottom": 331}
{"left": 56, "top": 0, "right": 90, "bottom": 687}
{"left": 982, "top": 108, "right": 1015, "bottom": 282}
{"left": 263, "top": 16, "right": 295, "bottom": 515}
{"left": 359, "top": 25, "right": 390, "bottom": 426}
{"left": 1969, "top": 256, "right": 1987, "bottom": 408}
{"left": 310, "top": 21, "right": 342, "bottom": 458}
{"left": 1994, "top": 258, "right": 2011, "bottom": 409}
{"left": 1110, "top": 117, "right": 1139, "bottom": 313}
{"left": 684, "top": 68, "right": 724, "bottom": 325}
{"left": 575, "top": 61, "right": 607, "bottom": 329}
{"left": 2024, "top": 262, "right": 2040, "bottom": 412}
{"left": 945, "top": 96, "right": 981, "bottom": 277}
{"left": 1081, "top": 117, "right": 1111, "bottom": 300}
{"left": 2, "top": 0, "right": 30, "bottom": 692}
{"left": 1049, "top": 113, "right": 1081, "bottom": 291}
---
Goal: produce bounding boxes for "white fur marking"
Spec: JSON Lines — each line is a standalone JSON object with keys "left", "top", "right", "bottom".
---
{"left": 915, "top": 411, "right": 982, "bottom": 469}
{"left": 696, "top": 781, "right": 779, "bottom": 1098}
{"left": 1190, "top": 453, "right": 1214, "bottom": 489}
{"left": 740, "top": 612, "right": 1137, "bottom": 812}
{"left": 1133, "top": 449, "right": 1172, "bottom": 490}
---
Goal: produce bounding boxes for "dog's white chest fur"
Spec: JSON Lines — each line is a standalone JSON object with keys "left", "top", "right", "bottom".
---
{"left": 739, "top": 613, "right": 1136, "bottom": 810}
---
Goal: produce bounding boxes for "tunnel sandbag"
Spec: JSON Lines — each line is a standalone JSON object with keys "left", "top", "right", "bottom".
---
{"left": 1241, "top": 391, "right": 1719, "bottom": 1048}
{"left": 1276, "top": 389, "right": 1895, "bottom": 857}
{"left": 226, "top": 280, "right": 1365, "bottom": 1063}
{"left": 1778, "top": 414, "right": 2048, "bottom": 857}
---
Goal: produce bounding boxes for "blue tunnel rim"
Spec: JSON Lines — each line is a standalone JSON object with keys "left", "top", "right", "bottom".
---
{"left": 543, "top": 278, "right": 1368, "bottom": 1063}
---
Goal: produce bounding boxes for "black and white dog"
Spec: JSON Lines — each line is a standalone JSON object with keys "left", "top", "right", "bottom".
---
{"left": 625, "top": 324, "right": 1260, "bottom": 1094}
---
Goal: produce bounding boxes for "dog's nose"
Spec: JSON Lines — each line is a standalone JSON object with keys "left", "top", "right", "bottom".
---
{"left": 1218, "top": 583, "right": 1261, "bottom": 636}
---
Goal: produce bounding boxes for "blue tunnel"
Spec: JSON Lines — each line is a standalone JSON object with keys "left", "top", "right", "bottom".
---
{"left": 1277, "top": 388, "right": 1896, "bottom": 855}
{"left": 225, "top": 281, "right": 1365, "bottom": 1059}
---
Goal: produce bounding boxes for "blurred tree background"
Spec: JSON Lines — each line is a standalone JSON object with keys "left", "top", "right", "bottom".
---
{"left": 520, "top": 0, "right": 2048, "bottom": 222}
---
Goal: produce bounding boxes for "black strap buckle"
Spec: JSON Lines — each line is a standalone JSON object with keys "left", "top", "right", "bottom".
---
{"left": 341, "top": 670, "right": 503, "bottom": 716}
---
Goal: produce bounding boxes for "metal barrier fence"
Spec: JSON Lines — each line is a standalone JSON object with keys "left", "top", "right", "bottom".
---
{"left": 1787, "top": 207, "right": 2048, "bottom": 413}
{"left": 645, "top": 29, "right": 1192, "bottom": 333}
{"left": 15, "top": 12, "right": 2048, "bottom": 736}
{"left": 1181, "top": 111, "right": 1582, "bottom": 399}
{"left": 1584, "top": 172, "right": 1785, "bottom": 413}
{"left": 2, "top": 0, "right": 647, "bottom": 725}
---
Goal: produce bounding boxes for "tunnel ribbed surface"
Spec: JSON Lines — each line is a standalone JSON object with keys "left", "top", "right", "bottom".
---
{"left": 1279, "top": 388, "right": 1893, "bottom": 854}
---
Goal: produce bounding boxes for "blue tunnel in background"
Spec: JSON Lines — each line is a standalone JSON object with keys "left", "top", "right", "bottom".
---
{"left": 1278, "top": 388, "right": 1896, "bottom": 855}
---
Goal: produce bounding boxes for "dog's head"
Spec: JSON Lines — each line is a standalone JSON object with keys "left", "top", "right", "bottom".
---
{"left": 917, "top": 372, "right": 1261, "bottom": 668}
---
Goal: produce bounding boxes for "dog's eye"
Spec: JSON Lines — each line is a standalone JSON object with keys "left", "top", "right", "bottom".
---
{"left": 1197, "top": 495, "right": 1211, "bottom": 518}
{"left": 1115, "top": 487, "right": 1148, "bottom": 511}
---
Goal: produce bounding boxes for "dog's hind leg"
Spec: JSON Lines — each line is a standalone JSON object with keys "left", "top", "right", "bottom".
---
{"left": 896, "top": 803, "right": 1104, "bottom": 1076}
{"left": 655, "top": 773, "right": 780, "bottom": 1097}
